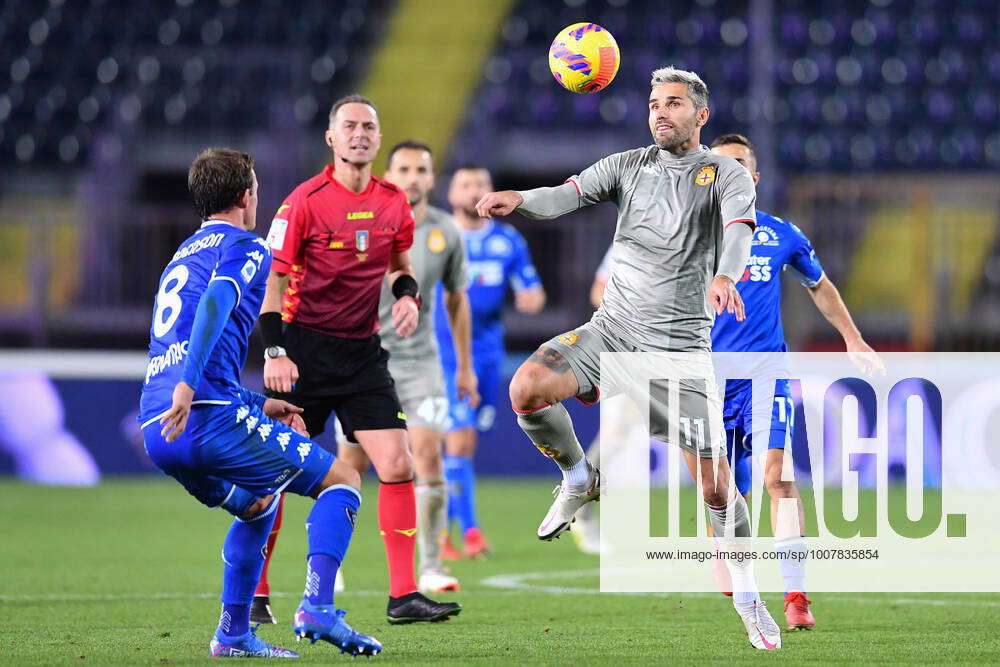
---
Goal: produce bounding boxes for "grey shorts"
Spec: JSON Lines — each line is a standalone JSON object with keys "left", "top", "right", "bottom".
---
{"left": 393, "top": 359, "right": 448, "bottom": 431}
{"left": 542, "top": 320, "right": 725, "bottom": 458}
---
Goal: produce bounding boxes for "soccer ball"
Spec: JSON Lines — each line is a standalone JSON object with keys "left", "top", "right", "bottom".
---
{"left": 548, "top": 22, "right": 621, "bottom": 94}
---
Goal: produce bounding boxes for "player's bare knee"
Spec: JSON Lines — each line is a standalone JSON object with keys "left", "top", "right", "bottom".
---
{"left": 311, "top": 460, "right": 361, "bottom": 498}
{"left": 509, "top": 362, "right": 550, "bottom": 411}
{"left": 413, "top": 448, "right": 442, "bottom": 479}
{"left": 699, "top": 466, "right": 730, "bottom": 506}
{"left": 375, "top": 450, "right": 413, "bottom": 483}
{"left": 765, "top": 475, "right": 796, "bottom": 499}
{"left": 702, "top": 487, "right": 728, "bottom": 508}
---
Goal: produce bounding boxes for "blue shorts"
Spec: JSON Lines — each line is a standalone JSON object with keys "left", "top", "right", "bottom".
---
{"left": 443, "top": 357, "right": 500, "bottom": 434}
{"left": 724, "top": 379, "right": 793, "bottom": 497}
{"left": 141, "top": 402, "right": 334, "bottom": 516}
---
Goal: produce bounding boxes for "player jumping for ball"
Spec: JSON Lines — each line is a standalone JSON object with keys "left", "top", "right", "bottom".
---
{"left": 139, "top": 148, "right": 380, "bottom": 657}
{"left": 475, "top": 67, "right": 782, "bottom": 650}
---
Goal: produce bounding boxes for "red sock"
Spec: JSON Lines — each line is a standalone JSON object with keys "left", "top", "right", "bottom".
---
{"left": 254, "top": 493, "right": 284, "bottom": 597}
{"left": 378, "top": 480, "right": 418, "bottom": 598}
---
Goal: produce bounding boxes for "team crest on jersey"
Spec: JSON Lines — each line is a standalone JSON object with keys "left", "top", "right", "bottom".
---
{"left": 427, "top": 229, "right": 447, "bottom": 253}
{"left": 487, "top": 235, "right": 512, "bottom": 257}
{"left": 695, "top": 165, "right": 716, "bottom": 186}
{"left": 240, "top": 259, "right": 257, "bottom": 283}
{"left": 753, "top": 225, "right": 780, "bottom": 247}
{"left": 355, "top": 230, "right": 370, "bottom": 261}
{"left": 559, "top": 332, "right": 579, "bottom": 346}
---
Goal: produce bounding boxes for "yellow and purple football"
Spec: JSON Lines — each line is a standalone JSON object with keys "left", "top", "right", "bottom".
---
{"left": 548, "top": 22, "right": 621, "bottom": 94}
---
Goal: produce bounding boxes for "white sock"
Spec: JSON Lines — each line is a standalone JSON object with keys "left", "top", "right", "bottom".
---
{"left": 415, "top": 478, "right": 447, "bottom": 574}
{"left": 775, "top": 536, "right": 807, "bottom": 593}
{"left": 707, "top": 492, "right": 760, "bottom": 604}
{"left": 562, "top": 457, "right": 590, "bottom": 486}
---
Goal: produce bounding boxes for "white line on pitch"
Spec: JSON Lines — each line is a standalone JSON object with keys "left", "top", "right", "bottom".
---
{"left": 478, "top": 569, "right": 1000, "bottom": 607}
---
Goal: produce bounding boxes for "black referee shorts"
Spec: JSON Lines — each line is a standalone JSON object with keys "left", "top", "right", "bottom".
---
{"left": 265, "top": 323, "right": 406, "bottom": 443}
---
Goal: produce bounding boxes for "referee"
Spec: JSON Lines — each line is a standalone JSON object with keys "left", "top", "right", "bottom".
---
{"left": 257, "top": 94, "right": 460, "bottom": 625}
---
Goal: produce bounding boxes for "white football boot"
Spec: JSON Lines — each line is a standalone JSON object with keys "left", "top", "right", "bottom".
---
{"left": 735, "top": 599, "right": 782, "bottom": 650}
{"left": 418, "top": 570, "right": 461, "bottom": 593}
{"left": 537, "top": 464, "right": 601, "bottom": 541}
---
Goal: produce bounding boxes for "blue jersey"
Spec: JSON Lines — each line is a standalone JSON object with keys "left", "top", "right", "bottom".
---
{"left": 139, "top": 221, "right": 271, "bottom": 422}
{"left": 711, "top": 210, "right": 824, "bottom": 353}
{"left": 435, "top": 220, "right": 541, "bottom": 366}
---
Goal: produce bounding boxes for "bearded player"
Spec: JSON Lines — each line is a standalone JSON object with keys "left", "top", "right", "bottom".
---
{"left": 338, "top": 140, "right": 478, "bottom": 593}
{"left": 475, "top": 67, "right": 782, "bottom": 650}
{"left": 256, "top": 95, "right": 460, "bottom": 625}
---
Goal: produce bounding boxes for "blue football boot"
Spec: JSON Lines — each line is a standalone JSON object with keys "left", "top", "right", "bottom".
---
{"left": 293, "top": 602, "right": 382, "bottom": 657}
{"left": 209, "top": 625, "right": 299, "bottom": 658}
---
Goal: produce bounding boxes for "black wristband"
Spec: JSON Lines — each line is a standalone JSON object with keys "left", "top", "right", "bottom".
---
{"left": 259, "top": 311, "right": 284, "bottom": 348}
{"left": 391, "top": 274, "right": 419, "bottom": 301}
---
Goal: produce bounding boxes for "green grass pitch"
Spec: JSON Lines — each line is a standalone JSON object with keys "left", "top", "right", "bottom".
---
{"left": 2, "top": 478, "right": 998, "bottom": 664}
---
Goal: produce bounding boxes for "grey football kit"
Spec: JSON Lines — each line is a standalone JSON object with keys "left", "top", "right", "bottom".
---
{"left": 518, "top": 144, "right": 756, "bottom": 456}
{"left": 379, "top": 206, "right": 469, "bottom": 432}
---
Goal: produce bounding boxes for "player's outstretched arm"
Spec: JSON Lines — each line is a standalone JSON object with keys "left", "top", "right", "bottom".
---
{"left": 475, "top": 190, "right": 524, "bottom": 218}
{"left": 505, "top": 183, "right": 584, "bottom": 221}
{"left": 807, "top": 277, "right": 885, "bottom": 376}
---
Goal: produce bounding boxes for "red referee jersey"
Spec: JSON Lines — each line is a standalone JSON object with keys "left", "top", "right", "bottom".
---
{"left": 265, "top": 165, "right": 415, "bottom": 338}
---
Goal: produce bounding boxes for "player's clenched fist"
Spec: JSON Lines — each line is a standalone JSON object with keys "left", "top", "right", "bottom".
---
{"left": 391, "top": 295, "right": 419, "bottom": 338}
{"left": 708, "top": 275, "right": 746, "bottom": 322}
{"left": 475, "top": 190, "right": 524, "bottom": 218}
{"left": 263, "top": 355, "right": 299, "bottom": 394}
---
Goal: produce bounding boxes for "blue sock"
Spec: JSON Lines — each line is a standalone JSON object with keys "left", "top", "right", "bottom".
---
{"left": 219, "top": 496, "right": 280, "bottom": 637}
{"left": 444, "top": 455, "right": 478, "bottom": 533}
{"left": 444, "top": 455, "right": 461, "bottom": 533}
{"left": 302, "top": 485, "right": 361, "bottom": 607}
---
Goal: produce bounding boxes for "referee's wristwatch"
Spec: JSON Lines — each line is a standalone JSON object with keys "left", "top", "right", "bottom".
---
{"left": 264, "top": 345, "right": 287, "bottom": 360}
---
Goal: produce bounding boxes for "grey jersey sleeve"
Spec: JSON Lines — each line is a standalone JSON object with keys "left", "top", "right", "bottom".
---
{"left": 442, "top": 221, "right": 469, "bottom": 293}
{"left": 716, "top": 158, "right": 757, "bottom": 227}
{"left": 517, "top": 182, "right": 580, "bottom": 220}
{"left": 517, "top": 151, "right": 628, "bottom": 220}
{"left": 715, "top": 222, "right": 753, "bottom": 282}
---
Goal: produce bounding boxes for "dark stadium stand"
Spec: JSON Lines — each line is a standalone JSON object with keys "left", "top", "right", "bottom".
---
{"left": 454, "top": 0, "right": 1000, "bottom": 171}
{"left": 0, "top": 0, "right": 389, "bottom": 165}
